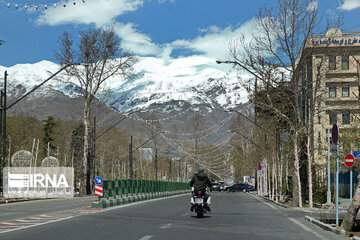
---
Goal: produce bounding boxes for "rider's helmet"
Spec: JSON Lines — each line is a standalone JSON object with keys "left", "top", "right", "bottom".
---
{"left": 198, "top": 167, "right": 205, "bottom": 177}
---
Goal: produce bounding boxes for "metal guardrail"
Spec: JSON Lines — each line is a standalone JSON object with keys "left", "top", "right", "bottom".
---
{"left": 101, "top": 179, "right": 190, "bottom": 199}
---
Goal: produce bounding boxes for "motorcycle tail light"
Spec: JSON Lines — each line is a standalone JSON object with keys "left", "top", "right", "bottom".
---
{"left": 198, "top": 191, "right": 202, "bottom": 195}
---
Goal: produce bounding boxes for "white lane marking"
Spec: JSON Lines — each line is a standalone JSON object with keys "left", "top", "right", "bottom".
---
{"left": 181, "top": 213, "right": 189, "bottom": 216}
{"left": 0, "top": 216, "right": 74, "bottom": 234}
{"left": 138, "top": 235, "right": 153, "bottom": 240}
{"left": 248, "top": 193, "right": 278, "bottom": 210}
{"left": 1, "top": 223, "right": 15, "bottom": 225}
{"left": 160, "top": 223, "right": 172, "bottom": 229}
{"left": 289, "top": 218, "right": 327, "bottom": 240}
{"left": 258, "top": 198, "right": 277, "bottom": 210}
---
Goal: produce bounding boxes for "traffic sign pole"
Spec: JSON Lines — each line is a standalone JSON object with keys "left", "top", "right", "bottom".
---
{"left": 336, "top": 143, "right": 339, "bottom": 226}
{"left": 327, "top": 128, "right": 331, "bottom": 204}
{"left": 350, "top": 167, "right": 353, "bottom": 204}
{"left": 347, "top": 153, "right": 355, "bottom": 204}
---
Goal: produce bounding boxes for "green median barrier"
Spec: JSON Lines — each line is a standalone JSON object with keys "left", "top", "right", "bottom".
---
{"left": 146, "top": 180, "right": 150, "bottom": 199}
{"left": 133, "top": 180, "right": 138, "bottom": 202}
{"left": 114, "top": 179, "right": 119, "bottom": 197}
{"left": 151, "top": 181, "right": 155, "bottom": 199}
{"left": 157, "top": 181, "right": 160, "bottom": 197}
{"left": 115, "top": 180, "right": 123, "bottom": 198}
{"left": 126, "top": 179, "right": 132, "bottom": 202}
{"left": 140, "top": 180, "right": 144, "bottom": 200}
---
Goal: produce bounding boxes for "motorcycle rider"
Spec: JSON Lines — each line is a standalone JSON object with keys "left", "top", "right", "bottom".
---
{"left": 190, "top": 167, "right": 212, "bottom": 212}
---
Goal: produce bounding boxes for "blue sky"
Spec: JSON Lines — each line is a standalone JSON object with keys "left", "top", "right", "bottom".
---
{"left": 0, "top": 0, "right": 360, "bottom": 67}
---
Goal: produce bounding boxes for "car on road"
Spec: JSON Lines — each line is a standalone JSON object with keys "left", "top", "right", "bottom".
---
{"left": 226, "top": 183, "right": 255, "bottom": 192}
{"left": 211, "top": 182, "right": 220, "bottom": 191}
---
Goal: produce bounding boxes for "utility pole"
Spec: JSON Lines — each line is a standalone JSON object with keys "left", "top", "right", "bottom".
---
{"left": 129, "top": 136, "right": 133, "bottom": 179}
{"left": 93, "top": 116, "right": 96, "bottom": 179}
{"left": 169, "top": 156, "right": 172, "bottom": 181}
{"left": 154, "top": 148, "right": 158, "bottom": 180}
{"left": 0, "top": 72, "right": 7, "bottom": 195}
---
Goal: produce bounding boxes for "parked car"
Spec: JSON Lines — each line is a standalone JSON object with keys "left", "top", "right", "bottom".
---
{"left": 211, "top": 182, "right": 220, "bottom": 191}
{"left": 226, "top": 183, "right": 255, "bottom": 193}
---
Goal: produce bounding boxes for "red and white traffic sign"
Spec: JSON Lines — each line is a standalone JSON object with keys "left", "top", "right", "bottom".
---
{"left": 345, "top": 154, "right": 355, "bottom": 168}
{"left": 95, "top": 184, "right": 103, "bottom": 197}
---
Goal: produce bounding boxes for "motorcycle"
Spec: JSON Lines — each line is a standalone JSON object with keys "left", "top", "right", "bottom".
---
{"left": 191, "top": 188, "right": 211, "bottom": 218}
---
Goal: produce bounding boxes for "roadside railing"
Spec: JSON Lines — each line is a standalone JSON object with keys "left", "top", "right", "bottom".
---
{"left": 93, "top": 179, "right": 190, "bottom": 208}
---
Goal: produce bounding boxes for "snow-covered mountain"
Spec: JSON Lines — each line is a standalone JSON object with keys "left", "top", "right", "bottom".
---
{"left": 0, "top": 56, "right": 247, "bottom": 118}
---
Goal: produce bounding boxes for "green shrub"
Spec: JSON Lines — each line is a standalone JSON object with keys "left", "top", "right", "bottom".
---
{"left": 313, "top": 185, "right": 334, "bottom": 204}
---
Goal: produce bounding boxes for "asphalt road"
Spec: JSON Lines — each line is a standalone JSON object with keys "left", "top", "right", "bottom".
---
{"left": 0, "top": 196, "right": 97, "bottom": 222}
{"left": 0, "top": 192, "right": 347, "bottom": 240}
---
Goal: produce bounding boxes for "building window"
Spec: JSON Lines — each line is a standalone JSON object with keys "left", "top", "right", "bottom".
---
{"left": 342, "top": 83, "right": 349, "bottom": 97}
{"left": 342, "top": 55, "right": 349, "bottom": 70}
{"left": 329, "top": 55, "right": 336, "bottom": 70}
{"left": 329, "top": 111, "right": 337, "bottom": 125}
{"left": 329, "top": 84, "right": 336, "bottom": 98}
{"left": 318, "top": 132, "right": 321, "bottom": 143}
{"left": 343, "top": 110, "right": 350, "bottom": 125}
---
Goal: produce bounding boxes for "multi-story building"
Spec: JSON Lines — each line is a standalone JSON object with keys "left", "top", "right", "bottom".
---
{"left": 296, "top": 28, "right": 360, "bottom": 182}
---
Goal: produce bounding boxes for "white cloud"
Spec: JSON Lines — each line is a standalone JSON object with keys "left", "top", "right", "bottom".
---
{"left": 170, "top": 19, "right": 257, "bottom": 60}
{"left": 114, "top": 22, "right": 162, "bottom": 56}
{"left": 338, "top": 0, "right": 360, "bottom": 11}
{"left": 36, "top": 0, "right": 143, "bottom": 26}
{"left": 34, "top": 0, "right": 256, "bottom": 65}
{"left": 307, "top": 1, "right": 319, "bottom": 11}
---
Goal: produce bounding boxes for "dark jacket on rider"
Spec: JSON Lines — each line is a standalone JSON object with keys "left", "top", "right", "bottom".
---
{"left": 190, "top": 172, "right": 212, "bottom": 192}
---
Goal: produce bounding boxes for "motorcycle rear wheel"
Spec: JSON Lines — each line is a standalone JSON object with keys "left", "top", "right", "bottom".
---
{"left": 196, "top": 210, "right": 204, "bottom": 218}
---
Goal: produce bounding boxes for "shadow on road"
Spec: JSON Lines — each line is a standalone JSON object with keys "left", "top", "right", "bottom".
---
{"left": 190, "top": 215, "right": 211, "bottom": 219}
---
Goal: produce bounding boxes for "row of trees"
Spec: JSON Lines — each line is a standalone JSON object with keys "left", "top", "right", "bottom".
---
{"left": 223, "top": 0, "right": 345, "bottom": 207}
{"left": 6, "top": 113, "right": 193, "bottom": 185}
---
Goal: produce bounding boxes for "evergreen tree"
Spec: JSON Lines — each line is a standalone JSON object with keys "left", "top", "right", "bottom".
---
{"left": 42, "top": 116, "right": 56, "bottom": 157}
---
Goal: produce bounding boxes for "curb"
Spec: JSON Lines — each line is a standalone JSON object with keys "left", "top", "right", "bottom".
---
{"left": 256, "top": 194, "right": 289, "bottom": 208}
{"left": 351, "top": 237, "right": 360, "bottom": 240}
{"left": 92, "top": 190, "right": 190, "bottom": 208}
{"left": 304, "top": 215, "right": 346, "bottom": 235}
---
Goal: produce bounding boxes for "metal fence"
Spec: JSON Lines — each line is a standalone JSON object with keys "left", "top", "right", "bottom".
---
{"left": 101, "top": 179, "right": 190, "bottom": 199}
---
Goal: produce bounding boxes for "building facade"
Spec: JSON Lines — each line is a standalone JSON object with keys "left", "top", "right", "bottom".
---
{"left": 296, "top": 29, "right": 360, "bottom": 182}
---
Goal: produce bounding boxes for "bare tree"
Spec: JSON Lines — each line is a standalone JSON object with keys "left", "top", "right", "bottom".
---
{"left": 227, "top": 0, "right": 320, "bottom": 207}
{"left": 55, "top": 27, "right": 137, "bottom": 194}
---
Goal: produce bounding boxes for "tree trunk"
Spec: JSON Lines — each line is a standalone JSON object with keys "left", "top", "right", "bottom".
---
{"left": 307, "top": 135, "right": 313, "bottom": 208}
{"left": 271, "top": 161, "right": 275, "bottom": 200}
{"left": 275, "top": 160, "right": 278, "bottom": 202}
{"left": 81, "top": 99, "right": 90, "bottom": 195}
{"left": 279, "top": 155, "right": 283, "bottom": 202}
{"left": 265, "top": 160, "right": 268, "bottom": 196}
{"left": 286, "top": 157, "right": 289, "bottom": 194}
{"left": 294, "top": 132, "right": 303, "bottom": 207}
{"left": 268, "top": 161, "right": 271, "bottom": 198}
{"left": 257, "top": 171, "right": 260, "bottom": 195}
{"left": 341, "top": 174, "right": 360, "bottom": 231}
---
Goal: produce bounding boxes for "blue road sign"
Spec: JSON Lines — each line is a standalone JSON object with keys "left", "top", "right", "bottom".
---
{"left": 352, "top": 151, "right": 360, "bottom": 159}
{"left": 95, "top": 176, "right": 103, "bottom": 185}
